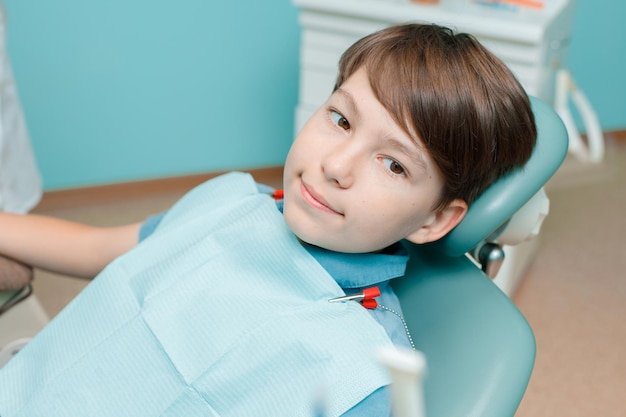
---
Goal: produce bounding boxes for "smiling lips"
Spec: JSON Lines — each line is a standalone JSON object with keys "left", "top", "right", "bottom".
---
{"left": 300, "top": 181, "right": 343, "bottom": 215}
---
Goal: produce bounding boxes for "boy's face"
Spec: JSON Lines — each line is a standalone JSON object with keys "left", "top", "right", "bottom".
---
{"left": 283, "top": 68, "right": 465, "bottom": 253}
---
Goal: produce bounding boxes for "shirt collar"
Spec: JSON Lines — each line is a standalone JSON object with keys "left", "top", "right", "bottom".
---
{"left": 302, "top": 242, "right": 409, "bottom": 289}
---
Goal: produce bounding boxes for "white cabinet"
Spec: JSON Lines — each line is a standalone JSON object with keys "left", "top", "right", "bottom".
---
{"left": 293, "top": 0, "right": 575, "bottom": 132}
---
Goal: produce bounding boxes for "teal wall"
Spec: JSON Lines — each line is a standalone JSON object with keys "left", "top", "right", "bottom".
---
{"left": 567, "top": 1, "right": 626, "bottom": 134}
{"left": 3, "top": 0, "right": 625, "bottom": 191}
{"left": 4, "top": 0, "right": 301, "bottom": 190}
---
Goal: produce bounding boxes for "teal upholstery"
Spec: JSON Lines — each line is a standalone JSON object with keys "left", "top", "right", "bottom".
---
{"left": 392, "top": 97, "right": 568, "bottom": 417}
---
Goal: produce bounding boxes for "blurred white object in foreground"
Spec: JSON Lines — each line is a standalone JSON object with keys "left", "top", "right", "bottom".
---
{"left": 378, "top": 346, "right": 427, "bottom": 417}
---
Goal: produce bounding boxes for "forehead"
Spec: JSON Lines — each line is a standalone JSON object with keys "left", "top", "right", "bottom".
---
{"left": 338, "top": 68, "right": 423, "bottom": 137}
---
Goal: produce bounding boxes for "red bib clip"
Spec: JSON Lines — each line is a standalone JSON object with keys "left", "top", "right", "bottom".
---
{"left": 272, "top": 189, "right": 284, "bottom": 201}
{"left": 328, "top": 286, "right": 380, "bottom": 309}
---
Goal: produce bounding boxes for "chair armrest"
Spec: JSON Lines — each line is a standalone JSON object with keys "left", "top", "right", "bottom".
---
{"left": 0, "top": 286, "right": 33, "bottom": 316}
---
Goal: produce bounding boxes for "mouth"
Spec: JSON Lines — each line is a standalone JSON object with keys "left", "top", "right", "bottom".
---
{"left": 300, "top": 180, "right": 343, "bottom": 216}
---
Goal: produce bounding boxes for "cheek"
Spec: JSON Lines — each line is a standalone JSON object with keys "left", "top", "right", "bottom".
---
{"left": 359, "top": 199, "right": 430, "bottom": 236}
{"left": 286, "top": 131, "right": 313, "bottom": 164}
{"left": 283, "top": 139, "right": 307, "bottom": 176}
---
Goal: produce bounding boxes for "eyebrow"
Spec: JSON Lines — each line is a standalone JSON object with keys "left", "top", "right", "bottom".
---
{"left": 386, "top": 136, "right": 428, "bottom": 172}
{"left": 334, "top": 88, "right": 361, "bottom": 121}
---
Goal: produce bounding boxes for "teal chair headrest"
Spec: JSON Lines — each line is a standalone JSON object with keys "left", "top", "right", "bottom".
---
{"left": 431, "top": 96, "right": 569, "bottom": 257}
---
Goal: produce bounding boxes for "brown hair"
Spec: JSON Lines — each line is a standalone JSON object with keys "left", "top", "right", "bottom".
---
{"left": 335, "top": 23, "right": 537, "bottom": 210}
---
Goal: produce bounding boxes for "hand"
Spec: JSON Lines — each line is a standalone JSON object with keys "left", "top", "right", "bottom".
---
{"left": 0, "top": 253, "right": 33, "bottom": 291}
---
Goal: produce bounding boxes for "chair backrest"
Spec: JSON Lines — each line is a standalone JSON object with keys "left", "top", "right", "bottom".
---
{"left": 434, "top": 97, "right": 569, "bottom": 257}
{"left": 392, "top": 97, "right": 568, "bottom": 417}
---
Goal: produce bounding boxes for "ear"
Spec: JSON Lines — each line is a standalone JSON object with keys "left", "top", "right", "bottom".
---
{"left": 405, "top": 199, "right": 468, "bottom": 245}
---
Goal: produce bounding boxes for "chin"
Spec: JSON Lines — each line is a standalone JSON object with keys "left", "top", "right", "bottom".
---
{"left": 300, "top": 235, "right": 373, "bottom": 254}
{"left": 292, "top": 230, "right": 341, "bottom": 252}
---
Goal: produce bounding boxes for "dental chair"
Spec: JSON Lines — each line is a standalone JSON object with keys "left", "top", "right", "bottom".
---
{"left": 393, "top": 96, "right": 568, "bottom": 417}
{"left": 0, "top": 97, "right": 567, "bottom": 416}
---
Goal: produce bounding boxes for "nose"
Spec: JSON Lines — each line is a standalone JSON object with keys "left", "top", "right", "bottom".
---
{"left": 321, "top": 140, "right": 360, "bottom": 188}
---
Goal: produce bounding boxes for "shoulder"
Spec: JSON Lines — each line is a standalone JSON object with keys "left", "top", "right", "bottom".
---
{"left": 138, "top": 181, "right": 275, "bottom": 242}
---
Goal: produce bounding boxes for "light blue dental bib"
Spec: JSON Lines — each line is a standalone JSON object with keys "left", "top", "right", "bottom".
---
{"left": 0, "top": 172, "right": 393, "bottom": 417}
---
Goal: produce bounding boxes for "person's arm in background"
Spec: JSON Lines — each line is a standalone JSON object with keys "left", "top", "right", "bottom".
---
{"left": 0, "top": 212, "right": 141, "bottom": 279}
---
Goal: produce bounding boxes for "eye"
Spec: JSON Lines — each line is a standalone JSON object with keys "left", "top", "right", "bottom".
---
{"left": 330, "top": 110, "right": 350, "bottom": 131}
{"left": 382, "top": 157, "right": 406, "bottom": 175}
